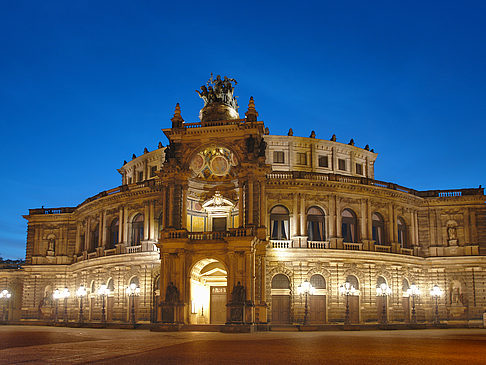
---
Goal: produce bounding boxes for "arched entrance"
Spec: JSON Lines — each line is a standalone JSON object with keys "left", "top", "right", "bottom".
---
{"left": 271, "top": 274, "right": 291, "bottom": 324}
{"left": 190, "top": 259, "right": 227, "bottom": 324}
{"left": 309, "top": 274, "right": 327, "bottom": 324}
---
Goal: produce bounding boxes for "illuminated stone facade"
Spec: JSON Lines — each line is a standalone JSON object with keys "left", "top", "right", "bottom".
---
{"left": 1, "top": 77, "right": 485, "bottom": 328}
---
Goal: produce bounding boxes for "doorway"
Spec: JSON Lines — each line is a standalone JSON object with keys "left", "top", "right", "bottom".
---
{"left": 190, "top": 259, "right": 227, "bottom": 324}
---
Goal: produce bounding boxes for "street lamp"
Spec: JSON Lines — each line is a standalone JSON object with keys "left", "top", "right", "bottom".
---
{"left": 339, "top": 282, "right": 356, "bottom": 325}
{"left": 430, "top": 284, "right": 443, "bottom": 326}
{"left": 376, "top": 283, "right": 392, "bottom": 325}
{"left": 0, "top": 289, "right": 12, "bottom": 323}
{"left": 61, "top": 287, "right": 70, "bottom": 324}
{"left": 126, "top": 283, "right": 141, "bottom": 328}
{"left": 76, "top": 285, "right": 87, "bottom": 325}
{"left": 97, "top": 284, "right": 110, "bottom": 325}
{"left": 406, "top": 284, "right": 420, "bottom": 324}
{"left": 297, "top": 280, "right": 315, "bottom": 326}
{"left": 53, "top": 289, "right": 63, "bottom": 324}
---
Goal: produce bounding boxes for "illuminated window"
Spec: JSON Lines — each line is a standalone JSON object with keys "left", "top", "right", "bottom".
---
{"left": 318, "top": 155, "right": 328, "bottom": 168}
{"left": 307, "top": 206, "right": 325, "bottom": 241}
{"left": 372, "top": 213, "right": 385, "bottom": 245}
{"left": 108, "top": 218, "right": 119, "bottom": 249}
{"left": 397, "top": 217, "right": 407, "bottom": 248}
{"left": 342, "top": 209, "right": 357, "bottom": 243}
{"left": 338, "top": 159, "right": 346, "bottom": 171}
{"left": 297, "top": 152, "right": 307, "bottom": 165}
{"left": 273, "top": 151, "right": 285, "bottom": 164}
{"left": 270, "top": 205, "right": 290, "bottom": 240}
{"left": 131, "top": 214, "right": 144, "bottom": 246}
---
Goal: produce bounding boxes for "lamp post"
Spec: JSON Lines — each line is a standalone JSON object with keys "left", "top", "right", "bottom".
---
{"left": 61, "top": 287, "right": 70, "bottom": 324}
{"left": 126, "top": 283, "right": 141, "bottom": 328}
{"left": 0, "top": 289, "right": 12, "bottom": 323}
{"left": 297, "top": 280, "right": 315, "bottom": 326}
{"left": 53, "top": 289, "right": 62, "bottom": 324}
{"left": 339, "top": 282, "right": 356, "bottom": 325}
{"left": 97, "top": 284, "right": 110, "bottom": 326}
{"left": 406, "top": 284, "right": 420, "bottom": 324}
{"left": 430, "top": 284, "right": 443, "bottom": 326}
{"left": 376, "top": 283, "right": 392, "bottom": 325}
{"left": 76, "top": 285, "right": 87, "bottom": 325}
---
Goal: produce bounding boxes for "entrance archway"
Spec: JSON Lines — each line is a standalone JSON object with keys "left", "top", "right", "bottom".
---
{"left": 190, "top": 259, "right": 227, "bottom": 324}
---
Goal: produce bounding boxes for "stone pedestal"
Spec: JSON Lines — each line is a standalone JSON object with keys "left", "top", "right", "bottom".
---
{"left": 160, "top": 302, "right": 183, "bottom": 323}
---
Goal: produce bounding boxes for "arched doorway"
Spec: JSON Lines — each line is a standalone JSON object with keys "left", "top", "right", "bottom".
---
{"left": 271, "top": 274, "right": 291, "bottom": 324}
{"left": 309, "top": 274, "right": 326, "bottom": 324}
{"left": 190, "top": 259, "right": 227, "bottom": 324}
{"left": 345, "top": 275, "right": 360, "bottom": 324}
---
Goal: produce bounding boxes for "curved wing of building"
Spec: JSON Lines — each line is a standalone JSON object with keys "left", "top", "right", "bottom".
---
{"left": 2, "top": 76, "right": 485, "bottom": 328}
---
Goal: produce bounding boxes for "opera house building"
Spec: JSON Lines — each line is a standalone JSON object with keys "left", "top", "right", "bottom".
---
{"left": 1, "top": 76, "right": 485, "bottom": 330}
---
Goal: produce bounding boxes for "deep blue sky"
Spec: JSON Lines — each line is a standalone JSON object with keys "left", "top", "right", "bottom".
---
{"left": 1, "top": 1, "right": 485, "bottom": 259}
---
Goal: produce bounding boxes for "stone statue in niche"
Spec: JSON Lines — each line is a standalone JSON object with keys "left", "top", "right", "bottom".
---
{"left": 231, "top": 281, "right": 246, "bottom": 303}
{"left": 165, "top": 282, "right": 180, "bottom": 303}
{"left": 447, "top": 224, "right": 458, "bottom": 246}
{"left": 450, "top": 281, "right": 464, "bottom": 306}
{"left": 47, "top": 238, "right": 55, "bottom": 256}
{"left": 447, "top": 226, "right": 457, "bottom": 240}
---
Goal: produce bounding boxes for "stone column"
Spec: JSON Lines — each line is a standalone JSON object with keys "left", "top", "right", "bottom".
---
{"left": 328, "top": 195, "right": 335, "bottom": 238}
{"left": 409, "top": 210, "right": 416, "bottom": 247}
{"left": 336, "top": 197, "right": 341, "bottom": 237}
{"left": 168, "top": 184, "right": 174, "bottom": 228}
{"left": 292, "top": 194, "right": 299, "bottom": 237}
{"left": 150, "top": 200, "right": 155, "bottom": 240}
{"left": 260, "top": 181, "right": 266, "bottom": 227}
{"left": 181, "top": 184, "right": 188, "bottom": 230}
{"left": 360, "top": 199, "right": 366, "bottom": 242}
{"left": 75, "top": 224, "right": 81, "bottom": 255}
{"left": 464, "top": 208, "right": 470, "bottom": 244}
{"left": 366, "top": 199, "right": 372, "bottom": 240}
{"left": 248, "top": 180, "right": 254, "bottom": 225}
{"left": 238, "top": 182, "right": 244, "bottom": 227}
{"left": 99, "top": 212, "right": 104, "bottom": 248}
{"left": 85, "top": 219, "right": 90, "bottom": 252}
{"left": 388, "top": 204, "right": 394, "bottom": 243}
{"left": 300, "top": 194, "right": 306, "bottom": 237}
{"left": 123, "top": 206, "right": 129, "bottom": 245}
{"left": 144, "top": 202, "right": 150, "bottom": 240}
{"left": 118, "top": 207, "right": 123, "bottom": 244}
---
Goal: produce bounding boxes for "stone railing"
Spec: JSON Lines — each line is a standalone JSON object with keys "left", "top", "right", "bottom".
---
{"left": 307, "top": 241, "right": 328, "bottom": 249}
{"left": 104, "top": 248, "right": 116, "bottom": 256}
{"left": 374, "top": 244, "right": 392, "bottom": 253}
{"left": 271, "top": 240, "right": 291, "bottom": 248}
{"left": 400, "top": 247, "right": 413, "bottom": 255}
{"left": 162, "top": 227, "right": 256, "bottom": 241}
{"left": 343, "top": 242, "right": 362, "bottom": 251}
{"left": 29, "top": 207, "right": 76, "bottom": 215}
{"left": 126, "top": 245, "right": 142, "bottom": 253}
{"left": 266, "top": 171, "right": 484, "bottom": 198}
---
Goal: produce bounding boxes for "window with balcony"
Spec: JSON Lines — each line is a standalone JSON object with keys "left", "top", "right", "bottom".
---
{"left": 108, "top": 218, "right": 119, "bottom": 249}
{"left": 372, "top": 213, "right": 385, "bottom": 245}
{"left": 270, "top": 205, "right": 290, "bottom": 240}
{"left": 341, "top": 209, "right": 357, "bottom": 243}
{"left": 397, "top": 217, "right": 407, "bottom": 248}
{"left": 307, "top": 206, "right": 325, "bottom": 241}
{"left": 131, "top": 214, "right": 144, "bottom": 246}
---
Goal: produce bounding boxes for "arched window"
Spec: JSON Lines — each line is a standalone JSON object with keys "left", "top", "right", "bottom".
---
{"left": 342, "top": 209, "right": 358, "bottom": 243}
{"left": 131, "top": 214, "right": 144, "bottom": 246}
{"left": 271, "top": 274, "right": 290, "bottom": 289}
{"left": 310, "top": 274, "right": 326, "bottom": 289}
{"left": 376, "top": 276, "right": 387, "bottom": 287}
{"left": 270, "top": 206, "right": 289, "bottom": 240}
{"left": 372, "top": 213, "right": 385, "bottom": 245}
{"left": 397, "top": 217, "right": 407, "bottom": 248}
{"left": 108, "top": 218, "right": 119, "bottom": 249}
{"left": 106, "top": 278, "right": 115, "bottom": 292}
{"left": 307, "top": 206, "right": 325, "bottom": 241}
{"left": 345, "top": 275, "right": 359, "bottom": 290}
{"left": 90, "top": 224, "right": 99, "bottom": 252}
{"left": 402, "top": 279, "right": 410, "bottom": 293}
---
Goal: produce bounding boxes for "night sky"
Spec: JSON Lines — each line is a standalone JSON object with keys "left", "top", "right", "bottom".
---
{"left": 1, "top": 1, "right": 485, "bottom": 259}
